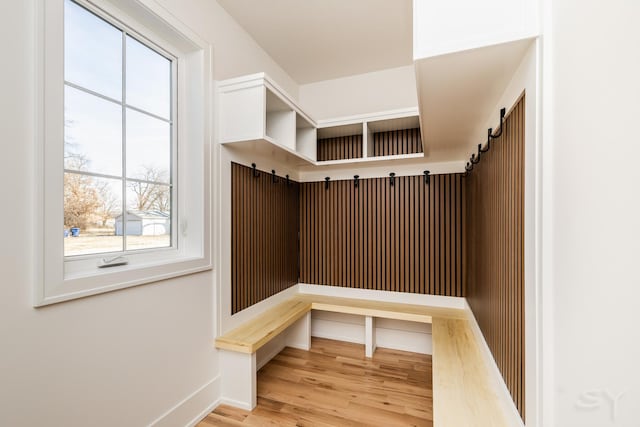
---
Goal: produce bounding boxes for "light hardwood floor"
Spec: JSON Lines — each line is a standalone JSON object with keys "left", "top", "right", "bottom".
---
{"left": 199, "top": 338, "right": 433, "bottom": 426}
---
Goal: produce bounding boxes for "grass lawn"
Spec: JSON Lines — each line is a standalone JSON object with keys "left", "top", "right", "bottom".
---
{"left": 64, "top": 227, "right": 170, "bottom": 256}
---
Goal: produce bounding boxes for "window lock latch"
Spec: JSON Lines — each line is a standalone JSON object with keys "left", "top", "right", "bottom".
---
{"left": 97, "top": 256, "right": 129, "bottom": 268}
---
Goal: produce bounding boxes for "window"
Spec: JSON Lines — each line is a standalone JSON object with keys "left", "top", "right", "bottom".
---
{"left": 35, "top": 0, "right": 212, "bottom": 306}
{"left": 64, "top": 0, "right": 175, "bottom": 257}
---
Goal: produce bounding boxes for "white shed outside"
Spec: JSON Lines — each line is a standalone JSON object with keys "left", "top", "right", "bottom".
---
{"left": 115, "top": 210, "right": 170, "bottom": 236}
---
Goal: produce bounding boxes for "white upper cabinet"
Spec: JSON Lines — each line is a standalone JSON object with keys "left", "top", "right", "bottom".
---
{"left": 413, "top": 0, "right": 539, "bottom": 59}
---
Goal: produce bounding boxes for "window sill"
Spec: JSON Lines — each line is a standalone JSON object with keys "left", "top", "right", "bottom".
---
{"left": 36, "top": 255, "right": 212, "bottom": 307}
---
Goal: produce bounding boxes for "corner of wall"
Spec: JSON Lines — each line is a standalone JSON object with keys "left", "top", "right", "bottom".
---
{"left": 149, "top": 376, "right": 221, "bottom": 427}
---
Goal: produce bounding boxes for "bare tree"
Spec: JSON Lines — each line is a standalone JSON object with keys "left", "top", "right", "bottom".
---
{"left": 128, "top": 166, "right": 170, "bottom": 212}
{"left": 64, "top": 170, "right": 100, "bottom": 229}
{"left": 96, "top": 181, "right": 120, "bottom": 227}
{"left": 63, "top": 119, "right": 101, "bottom": 229}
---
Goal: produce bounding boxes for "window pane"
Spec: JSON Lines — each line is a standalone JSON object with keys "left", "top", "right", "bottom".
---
{"left": 64, "top": 175, "right": 123, "bottom": 256}
{"left": 65, "top": 86, "right": 122, "bottom": 176}
{"left": 126, "top": 109, "right": 171, "bottom": 183}
{"left": 125, "top": 183, "right": 171, "bottom": 250}
{"left": 126, "top": 36, "right": 171, "bottom": 119}
{"left": 64, "top": 0, "right": 122, "bottom": 100}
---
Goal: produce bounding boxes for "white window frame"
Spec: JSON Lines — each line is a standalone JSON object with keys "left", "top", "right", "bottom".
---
{"left": 34, "top": 0, "right": 213, "bottom": 306}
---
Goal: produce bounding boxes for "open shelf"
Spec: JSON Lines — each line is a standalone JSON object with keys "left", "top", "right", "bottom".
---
{"left": 315, "top": 152, "right": 424, "bottom": 166}
{"left": 367, "top": 116, "right": 422, "bottom": 158}
{"left": 265, "top": 89, "right": 295, "bottom": 151}
{"left": 317, "top": 123, "right": 364, "bottom": 139}
{"left": 367, "top": 115, "right": 421, "bottom": 133}
{"left": 296, "top": 113, "right": 317, "bottom": 162}
{"left": 218, "top": 73, "right": 425, "bottom": 169}
{"left": 316, "top": 108, "right": 423, "bottom": 165}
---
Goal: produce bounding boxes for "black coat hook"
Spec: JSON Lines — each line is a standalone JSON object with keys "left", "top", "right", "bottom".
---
{"left": 354, "top": 175, "right": 359, "bottom": 188}
{"left": 490, "top": 107, "right": 506, "bottom": 139}
{"left": 271, "top": 170, "right": 278, "bottom": 183}
{"left": 251, "top": 163, "right": 259, "bottom": 177}
{"left": 389, "top": 172, "right": 396, "bottom": 187}
{"left": 465, "top": 161, "right": 474, "bottom": 172}
{"left": 476, "top": 144, "right": 482, "bottom": 160}
{"left": 471, "top": 153, "right": 480, "bottom": 165}
{"left": 286, "top": 175, "right": 290, "bottom": 185}
{"left": 325, "top": 177, "right": 330, "bottom": 190}
{"left": 480, "top": 128, "right": 492, "bottom": 153}
{"left": 423, "top": 170, "right": 430, "bottom": 185}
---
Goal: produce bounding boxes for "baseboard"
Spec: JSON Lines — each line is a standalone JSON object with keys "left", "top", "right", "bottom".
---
{"left": 464, "top": 299, "right": 525, "bottom": 427}
{"left": 217, "top": 397, "right": 253, "bottom": 411}
{"left": 149, "top": 375, "right": 220, "bottom": 427}
{"left": 298, "top": 283, "right": 466, "bottom": 309}
{"left": 312, "top": 328, "right": 366, "bottom": 345}
{"left": 184, "top": 397, "right": 221, "bottom": 427}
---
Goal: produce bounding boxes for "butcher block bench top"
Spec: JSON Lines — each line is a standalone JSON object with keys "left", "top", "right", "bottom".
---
{"left": 215, "top": 293, "right": 466, "bottom": 353}
{"left": 214, "top": 292, "right": 511, "bottom": 427}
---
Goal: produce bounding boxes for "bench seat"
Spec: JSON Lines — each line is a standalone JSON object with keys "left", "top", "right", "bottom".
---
{"left": 215, "top": 292, "right": 514, "bottom": 426}
{"left": 215, "top": 294, "right": 468, "bottom": 354}
{"left": 432, "top": 318, "right": 508, "bottom": 426}
{"left": 298, "top": 293, "right": 468, "bottom": 322}
{"left": 215, "top": 298, "right": 312, "bottom": 354}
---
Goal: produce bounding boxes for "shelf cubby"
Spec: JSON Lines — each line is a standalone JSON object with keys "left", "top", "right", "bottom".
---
{"left": 218, "top": 73, "right": 424, "bottom": 168}
{"left": 296, "top": 113, "right": 317, "bottom": 162}
{"left": 366, "top": 115, "right": 423, "bottom": 158}
{"left": 316, "top": 123, "right": 364, "bottom": 162}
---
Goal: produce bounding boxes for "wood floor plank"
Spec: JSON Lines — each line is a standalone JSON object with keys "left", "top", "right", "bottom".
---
{"left": 200, "top": 338, "right": 433, "bottom": 426}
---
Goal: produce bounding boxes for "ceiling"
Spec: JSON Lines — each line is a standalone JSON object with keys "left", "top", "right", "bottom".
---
{"left": 217, "top": 0, "right": 413, "bottom": 84}
{"left": 415, "top": 38, "right": 534, "bottom": 161}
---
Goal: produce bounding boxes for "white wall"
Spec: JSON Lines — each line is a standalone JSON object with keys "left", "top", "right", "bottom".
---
{"left": 0, "top": 0, "right": 297, "bottom": 426}
{"left": 542, "top": 0, "right": 640, "bottom": 426}
{"left": 157, "top": 0, "right": 298, "bottom": 99}
{"left": 298, "top": 65, "right": 418, "bottom": 120}
{"left": 413, "top": 0, "right": 538, "bottom": 60}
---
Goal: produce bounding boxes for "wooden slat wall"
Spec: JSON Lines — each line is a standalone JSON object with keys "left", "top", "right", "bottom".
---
{"left": 316, "top": 135, "right": 363, "bottom": 161}
{"left": 231, "top": 163, "right": 300, "bottom": 314}
{"left": 372, "top": 128, "right": 423, "bottom": 156}
{"left": 299, "top": 173, "right": 464, "bottom": 296}
{"left": 465, "top": 95, "right": 525, "bottom": 419}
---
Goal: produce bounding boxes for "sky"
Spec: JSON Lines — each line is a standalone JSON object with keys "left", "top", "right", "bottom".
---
{"left": 63, "top": 0, "right": 173, "bottom": 253}
{"left": 64, "top": 0, "right": 172, "bottom": 187}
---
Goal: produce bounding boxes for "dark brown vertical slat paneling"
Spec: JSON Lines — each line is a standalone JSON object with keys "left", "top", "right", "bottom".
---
{"left": 231, "top": 163, "right": 299, "bottom": 314}
{"left": 384, "top": 177, "right": 391, "bottom": 290}
{"left": 371, "top": 128, "right": 423, "bottom": 157}
{"left": 465, "top": 95, "right": 525, "bottom": 420}
{"left": 316, "top": 134, "right": 363, "bottom": 161}
{"left": 231, "top": 165, "right": 238, "bottom": 312}
{"left": 299, "top": 172, "right": 464, "bottom": 297}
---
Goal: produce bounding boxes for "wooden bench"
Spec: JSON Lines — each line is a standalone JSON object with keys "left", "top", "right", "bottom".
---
{"left": 432, "top": 318, "right": 509, "bottom": 425}
{"left": 215, "top": 293, "right": 511, "bottom": 426}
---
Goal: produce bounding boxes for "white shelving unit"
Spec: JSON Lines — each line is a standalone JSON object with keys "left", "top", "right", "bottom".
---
{"left": 218, "top": 73, "right": 424, "bottom": 168}
{"left": 296, "top": 113, "right": 316, "bottom": 161}
{"left": 316, "top": 108, "right": 423, "bottom": 165}
{"left": 218, "top": 73, "right": 317, "bottom": 165}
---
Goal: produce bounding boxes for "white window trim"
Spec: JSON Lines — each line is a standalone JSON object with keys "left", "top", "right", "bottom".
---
{"left": 34, "top": 0, "right": 213, "bottom": 306}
